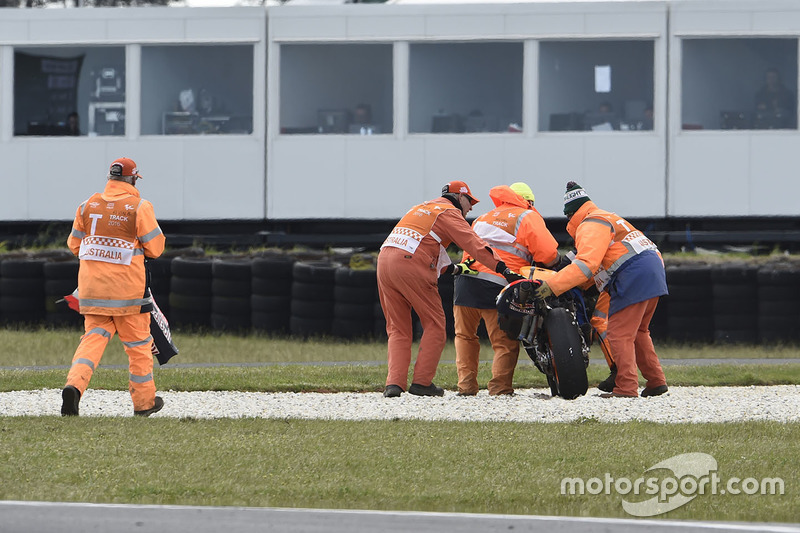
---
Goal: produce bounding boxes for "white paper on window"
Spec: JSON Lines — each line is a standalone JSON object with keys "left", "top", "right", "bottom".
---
{"left": 595, "top": 65, "right": 611, "bottom": 93}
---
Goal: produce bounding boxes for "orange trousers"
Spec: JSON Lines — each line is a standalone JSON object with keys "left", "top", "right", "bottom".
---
{"left": 377, "top": 247, "right": 446, "bottom": 389}
{"left": 591, "top": 291, "right": 615, "bottom": 368}
{"left": 65, "top": 313, "right": 157, "bottom": 411}
{"left": 605, "top": 297, "right": 666, "bottom": 396}
{"left": 454, "top": 305, "right": 520, "bottom": 395}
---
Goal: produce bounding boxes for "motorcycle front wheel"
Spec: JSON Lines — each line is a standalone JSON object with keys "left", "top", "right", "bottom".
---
{"left": 544, "top": 307, "right": 589, "bottom": 399}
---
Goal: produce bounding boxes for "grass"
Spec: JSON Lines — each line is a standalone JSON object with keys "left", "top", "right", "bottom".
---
{"left": 3, "top": 363, "right": 800, "bottom": 393}
{"left": 3, "top": 326, "right": 800, "bottom": 523}
{"left": 3, "top": 326, "right": 800, "bottom": 369}
{"left": 0, "top": 417, "right": 797, "bottom": 522}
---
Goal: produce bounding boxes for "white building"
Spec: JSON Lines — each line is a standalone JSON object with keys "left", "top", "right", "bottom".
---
{"left": 0, "top": 0, "right": 798, "bottom": 228}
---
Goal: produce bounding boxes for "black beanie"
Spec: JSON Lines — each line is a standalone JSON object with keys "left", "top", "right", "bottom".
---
{"left": 563, "top": 181, "right": 591, "bottom": 215}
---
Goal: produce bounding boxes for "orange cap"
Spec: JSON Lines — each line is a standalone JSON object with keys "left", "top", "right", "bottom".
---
{"left": 109, "top": 157, "right": 142, "bottom": 179}
{"left": 442, "top": 180, "right": 479, "bottom": 204}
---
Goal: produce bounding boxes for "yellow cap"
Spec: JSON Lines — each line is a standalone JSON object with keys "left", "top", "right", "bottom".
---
{"left": 510, "top": 182, "right": 535, "bottom": 203}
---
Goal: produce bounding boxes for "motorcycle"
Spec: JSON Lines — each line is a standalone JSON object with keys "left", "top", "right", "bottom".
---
{"left": 496, "top": 266, "right": 590, "bottom": 400}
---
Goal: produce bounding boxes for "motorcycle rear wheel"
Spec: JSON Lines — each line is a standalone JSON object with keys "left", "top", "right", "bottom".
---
{"left": 545, "top": 307, "right": 589, "bottom": 399}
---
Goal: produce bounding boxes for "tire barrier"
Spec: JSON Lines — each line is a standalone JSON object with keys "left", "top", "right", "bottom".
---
{"left": 43, "top": 258, "right": 81, "bottom": 328}
{"left": 211, "top": 257, "right": 252, "bottom": 332}
{"left": 251, "top": 254, "right": 294, "bottom": 334}
{"left": 147, "top": 257, "right": 173, "bottom": 318}
{"left": 665, "top": 263, "right": 714, "bottom": 343}
{"left": 711, "top": 262, "right": 758, "bottom": 344}
{"left": 290, "top": 261, "right": 340, "bottom": 338}
{"left": 8, "top": 250, "right": 800, "bottom": 345}
{"left": 0, "top": 257, "right": 47, "bottom": 326}
{"left": 757, "top": 263, "right": 800, "bottom": 344}
{"left": 332, "top": 266, "right": 377, "bottom": 339}
{"left": 169, "top": 256, "right": 213, "bottom": 329}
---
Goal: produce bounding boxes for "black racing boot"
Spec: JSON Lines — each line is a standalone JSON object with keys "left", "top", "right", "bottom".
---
{"left": 597, "top": 366, "right": 617, "bottom": 393}
{"left": 408, "top": 383, "right": 444, "bottom": 397}
{"left": 61, "top": 385, "right": 81, "bottom": 417}
{"left": 134, "top": 396, "right": 164, "bottom": 417}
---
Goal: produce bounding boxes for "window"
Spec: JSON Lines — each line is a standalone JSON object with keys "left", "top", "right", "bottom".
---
{"left": 14, "top": 46, "right": 125, "bottom": 137}
{"left": 409, "top": 42, "right": 523, "bottom": 134}
{"left": 682, "top": 38, "right": 798, "bottom": 131}
{"left": 279, "top": 44, "right": 393, "bottom": 135}
{"left": 539, "top": 40, "right": 655, "bottom": 132}
{"left": 141, "top": 45, "right": 254, "bottom": 136}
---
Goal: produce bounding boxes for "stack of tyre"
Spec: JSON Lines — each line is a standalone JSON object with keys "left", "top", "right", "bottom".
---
{"left": 147, "top": 256, "right": 173, "bottom": 317}
{"left": 290, "top": 261, "right": 340, "bottom": 337}
{"left": 211, "top": 257, "right": 252, "bottom": 332}
{"left": 756, "top": 262, "right": 800, "bottom": 344}
{"left": 711, "top": 262, "right": 759, "bottom": 344}
{"left": 333, "top": 266, "right": 377, "bottom": 339}
{"left": 664, "top": 262, "right": 714, "bottom": 343}
{"left": 43, "top": 257, "right": 81, "bottom": 328}
{"left": 251, "top": 253, "right": 294, "bottom": 334}
{"left": 0, "top": 255, "right": 47, "bottom": 326}
{"left": 169, "top": 256, "right": 213, "bottom": 329}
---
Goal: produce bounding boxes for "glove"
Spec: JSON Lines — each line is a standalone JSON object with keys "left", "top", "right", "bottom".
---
{"left": 533, "top": 280, "right": 554, "bottom": 300}
{"left": 495, "top": 260, "right": 525, "bottom": 284}
{"left": 502, "top": 268, "right": 526, "bottom": 284}
{"left": 453, "top": 258, "right": 478, "bottom": 276}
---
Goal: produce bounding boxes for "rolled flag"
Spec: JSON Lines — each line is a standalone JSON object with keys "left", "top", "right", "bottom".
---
{"left": 60, "top": 289, "right": 178, "bottom": 365}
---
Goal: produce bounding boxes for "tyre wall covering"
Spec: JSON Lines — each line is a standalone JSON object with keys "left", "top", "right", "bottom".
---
{"left": 5, "top": 252, "right": 800, "bottom": 346}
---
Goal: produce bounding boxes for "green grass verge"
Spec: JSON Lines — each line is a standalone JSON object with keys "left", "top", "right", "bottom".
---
{"left": 0, "top": 417, "right": 796, "bottom": 522}
{"left": 3, "top": 363, "right": 800, "bottom": 393}
{"left": 3, "top": 327, "right": 800, "bottom": 370}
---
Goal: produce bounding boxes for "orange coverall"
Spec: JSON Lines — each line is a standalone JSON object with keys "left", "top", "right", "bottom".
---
{"left": 546, "top": 201, "right": 667, "bottom": 396}
{"left": 454, "top": 185, "right": 559, "bottom": 395}
{"left": 378, "top": 197, "right": 501, "bottom": 390}
{"left": 65, "top": 179, "right": 165, "bottom": 411}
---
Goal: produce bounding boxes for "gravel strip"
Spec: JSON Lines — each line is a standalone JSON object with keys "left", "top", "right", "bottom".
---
{"left": 2, "top": 386, "right": 800, "bottom": 423}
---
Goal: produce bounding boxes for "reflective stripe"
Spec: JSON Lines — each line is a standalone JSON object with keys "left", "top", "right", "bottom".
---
{"left": 608, "top": 242, "right": 639, "bottom": 276}
{"left": 123, "top": 335, "right": 153, "bottom": 349}
{"left": 514, "top": 210, "right": 532, "bottom": 234}
{"left": 134, "top": 249, "right": 145, "bottom": 256}
{"left": 472, "top": 271, "right": 506, "bottom": 286}
{"left": 129, "top": 372, "right": 153, "bottom": 384}
{"left": 573, "top": 259, "right": 594, "bottom": 278}
{"left": 429, "top": 230, "right": 442, "bottom": 243}
{"left": 86, "top": 327, "right": 112, "bottom": 338}
{"left": 79, "top": 201, "right": 87, "bottom": 216}
{"left": 71, "top": 228, "right": 86, "bottom": 239}
{"left": 583, "top": 217, "right": 615, "bottom": 231}
{"left": 493, "top": 243, "right": 533, "bottom": 263}
{"left": 72, "top": 357, "right": 96, "bottom": 371}
{"left": 593, "top": 309, "right": 608, "bottom": 319}
{"left": 80, "top": 296, "right": 152, "bottom": 308}
{"left": 597, "top": 331, "right": 607, "bottom": 341}
{"left": 139, "top": 227, "right": 162, "bottom": 244}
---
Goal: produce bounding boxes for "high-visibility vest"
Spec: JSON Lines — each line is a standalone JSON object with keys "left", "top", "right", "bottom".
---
{"left": 381, "top": 200, "right": 459, "bottom": 272}
{"left": 578, "top": 208, "right": 660, "bottom": 290}
{"left": 72, "top": 189, "right": 159, "bottom": 315}
{"left": 466, "top": 206, "right": 535, "bottom": 285}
